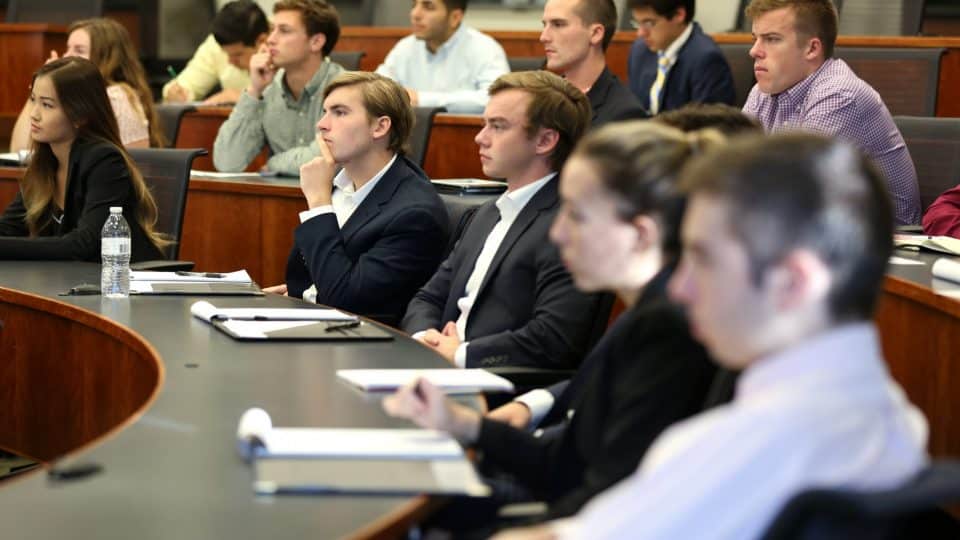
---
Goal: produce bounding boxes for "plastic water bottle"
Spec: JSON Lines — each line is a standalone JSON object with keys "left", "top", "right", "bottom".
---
{"left": 101, "top": 207, "right": 131, "bottom": 298}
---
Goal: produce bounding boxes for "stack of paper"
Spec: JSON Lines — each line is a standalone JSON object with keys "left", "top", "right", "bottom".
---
{"left": 190, "top": 300, "right": 356, "bottom": 322}
{"left": 933, "top": 257, "right": 960, "bottom": 285}
{"left": 894, "top": 234, "right": 960, "bottom": 256}
{"left": 337, "top": 369, "right": 515, "bottom": 394}
{"left": 130, "top": 270, "right": 259, "bottom": 295}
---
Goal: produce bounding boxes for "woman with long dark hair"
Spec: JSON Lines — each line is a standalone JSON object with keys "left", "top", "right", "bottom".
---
{"left": 0, "top": 57, "right": 166, "bottom": 262}
{"left": 10, "top": 18, "right": 164, "bottom": 150}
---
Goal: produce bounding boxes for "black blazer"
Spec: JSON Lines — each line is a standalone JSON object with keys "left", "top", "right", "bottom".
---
{"left": 588, "top": 67, "right": 649, "bottom": 128}
{"left": 402, "top": 176, "right": 606, "bottom": 369}
{"left": 0, "top": 137, "right": 164, "bottom": 263}
{"left": 285, "top": 155, "right": 449, "bottom": 327}
{"left": 474, "top": 266, "right": 716, "bottom": 519}
{"left": 628, "top": 22, "right": 736, "bottom": 112}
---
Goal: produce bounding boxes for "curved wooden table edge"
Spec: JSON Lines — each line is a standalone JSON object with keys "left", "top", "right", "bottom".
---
{"left": 883, "top": 273, "right": 960, "bottom": 318}
{"left": 0, "top": 287, "right": 166, "bottom": 473}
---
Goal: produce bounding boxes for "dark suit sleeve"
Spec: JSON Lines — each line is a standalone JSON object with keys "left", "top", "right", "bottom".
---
{"left": 0, "top": 148, "right": 132, "bottom": 260}
{"left": 474, "top": 418, "right": 557, "bottom": 493}
{"left": 689, "top": 49, "right": 737, "bottom": 106}
{"left": 466, "top": 248, "right": 601, "bottom": 369}
{"left": 295, "top": 203, "right": 447, "bottom": 319}
{"left": 0, "top": 191, "right": 29, "bottom": 237}
{"left": 546, "top": 306, "right": 715, "bottom": 519}
{"left": 401, "top": 249, "right": 455, "bottom": 333}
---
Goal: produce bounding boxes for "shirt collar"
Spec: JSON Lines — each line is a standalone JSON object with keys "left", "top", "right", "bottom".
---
{"left": 333, "top": 153, "right": 398, "bottom": 205}
{"left": 496, "top": 173, "right": 555, "bottom": 222}
{"left": 425, "top": 24, "right": 466, "bottom": 56}
{"left": 661, "top": 22, "right": 694, "bottom": 61}
{"left": 777, "top": 57, "right": 835, "bottom": 102}
{"left": 278, "top": 57, "right": 334, "bottom": 102}
{"left": 736, "top": 322, "right": 886, "bottom": 402}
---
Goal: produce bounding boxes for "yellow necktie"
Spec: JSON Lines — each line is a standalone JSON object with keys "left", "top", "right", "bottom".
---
{"left": 649, "top": 53, "right": 672, "bottom": 115}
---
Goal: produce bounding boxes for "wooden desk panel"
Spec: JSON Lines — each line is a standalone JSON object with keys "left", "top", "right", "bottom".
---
{"left": 0, "top": 287, "right": 162, "bottom": 462}
{"left": 0, "top": 24, "right": 67, "bottom": 120}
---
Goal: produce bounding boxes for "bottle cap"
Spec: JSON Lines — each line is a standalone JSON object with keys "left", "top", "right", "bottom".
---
{"left": 109, "top": 206, "right": 122, "bottom": 213}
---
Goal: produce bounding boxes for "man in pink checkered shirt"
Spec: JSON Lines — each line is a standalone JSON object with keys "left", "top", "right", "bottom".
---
{"left": 742, "top": 0, "right": 921, "bottom": 225}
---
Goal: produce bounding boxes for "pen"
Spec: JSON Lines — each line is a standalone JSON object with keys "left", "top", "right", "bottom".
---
{"left": 176, "top": 271, "right": 226, "bottom": 278}
{"left": 325, "top": 320, "right": 361, "bottom": 333}
{"left": 166, "top": 65, "right": 179, "bottom": 79}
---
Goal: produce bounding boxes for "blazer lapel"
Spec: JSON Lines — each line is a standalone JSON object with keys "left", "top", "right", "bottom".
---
{"left": 473, "top": 177, "right": 558, "bottom": 301}
{"left": 338, "top": 158, "right": 406, "bottom": 243}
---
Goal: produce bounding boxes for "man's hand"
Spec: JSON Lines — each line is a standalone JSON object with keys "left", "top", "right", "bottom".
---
{"left": 166, "top": 81, "right": 189, "bottom": 103}
{"left": 299, "top": 135, "right": 337, "bottom": 208}
{"left": 420, "top": 321, "right": 461, "bottom": 365}
{"left": 382, "top": 378, "right": 481, "bottom": 445}
{"left": 202, "top": 88, "right": 241, "bottom": 106}
{"left": 263, "top": 284, "right": 288, "bottom": 295}
{"left": 46, "top": 50, "right": 59, "bottom": 64}
{"left": 405, "top": 87, "right": 419, "bottom": 106}
{"left": 486, "top": 401, "right": 533, "bottom": 430}
{"left": 247, "top": 45, "right": 276, "bottom": 99}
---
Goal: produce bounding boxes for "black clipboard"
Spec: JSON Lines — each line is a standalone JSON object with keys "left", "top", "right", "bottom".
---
{"left": 211, "top": 319, "right": 393, "bottom": 341}
{"left": 131, "top": 282, "right": 264, "bottom": 296}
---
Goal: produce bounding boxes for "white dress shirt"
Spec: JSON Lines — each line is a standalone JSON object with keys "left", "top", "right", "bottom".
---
{"left": 297, "top": 154, "right": 397, "bottom": 303}
{"left": 551, "top": 322, "right": 929, "bottom": 539}
{"left": 375, "top": 25, "right": 510, "bottom": 113}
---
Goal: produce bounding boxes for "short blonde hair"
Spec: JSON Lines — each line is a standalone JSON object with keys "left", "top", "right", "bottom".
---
{"left": 323, "top": 72, "right": 414, "bottom": 155}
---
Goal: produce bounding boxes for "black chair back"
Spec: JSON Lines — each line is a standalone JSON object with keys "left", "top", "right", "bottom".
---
{"left": 127, "top": 148, "right": 206, "bottom": 260}
{"left": 409, "top": 106, "right": 445, "bottom": 169}
{"left": 5, "top": 0, "right": 102, "bottom": 23}
{"left": 761, "top": 460, "right": 960, "bottom": 540}
{"left": 894, "top": 116, "right": 960, "bottom": 212}
{"left": 508, "top": 57, "right": 546, "bottom": 72}
{"left": 156, "top": 104, "right": 197, "bottom": 148}
{"left": 329, "top": 51, "right": 366, "bottom": 71}
{"left": 835, "top": 47, "right": 943, "bottom": 117}
{"left": 718, "top": 43, "right": 756, "bottom": 107}
{"left": 839, "top": 0, "right": 925, "bottom": 36}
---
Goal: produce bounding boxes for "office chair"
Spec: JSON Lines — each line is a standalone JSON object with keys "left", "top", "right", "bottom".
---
{"left": 839, "top": 0, "right": 926, "bottom": 36}
{"left": 156, "top": 103, "right": 197, "bottom": 148}
{"left": 508, "top": 57, "right": 547, "bottom": 72}
{"left": 329, "top": 51, "right": 366, "bottom": 71}
{"left": 717, "top": 43, "right": 756, "bottom": 107}
{"left": 409, "top": 106, "right": 446, "bottom": 169}
{"left": 127, "top": 148, "right": 207, "bottom": 271}
{"left": 5, "top": 0, "right": 103, "bottom": 24}
{"left": 894, "top": 116, "right": 960, "bottom": 212}
{"left": 761, "top": 460, "right": 960, "bottom": 540}
{"left": 834, "top": 47, "right": 943, "bottom": 117}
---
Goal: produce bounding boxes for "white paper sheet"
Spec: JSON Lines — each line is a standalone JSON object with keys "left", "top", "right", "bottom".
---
{"left": 190, "top": 301, "right": 356, "bottom": 323}
{"left": 131, "top": 270, "right": 252, "bottom": 283}
{"left": 337, "top": 369, "right": 515, "bottom": 394}
{"left": 260, "top": 428, "right": 463, "bottom": 459}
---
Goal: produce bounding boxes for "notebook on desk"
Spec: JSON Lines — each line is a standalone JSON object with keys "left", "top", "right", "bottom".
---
{"left": 130, "top": 270, "right": 263, "bottom": 296}
{"left": 211, "top": 318, "right": 392, "bottom": 341}
{"left": 432, "top": 178, "right": 507, "bottom": 195}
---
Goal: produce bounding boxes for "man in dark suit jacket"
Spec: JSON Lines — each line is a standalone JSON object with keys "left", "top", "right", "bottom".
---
{"left": 540, "top": 0, "right": 647, "bottom": 127}
{"left": 276, "top": 72, "right": 449, "bottom": 327}
{"left": 627, "top": 0, "right": 735, "bottom": 114}
{"left": 402, "top": 70, "right": 607, "bottom": 369}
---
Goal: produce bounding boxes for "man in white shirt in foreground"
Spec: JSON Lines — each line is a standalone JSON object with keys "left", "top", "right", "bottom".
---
{"left": 495, "top": 133, "right": 929, "bottom": 539}
{"left": 376, "top": 0, "right": 509, "bottom": 113}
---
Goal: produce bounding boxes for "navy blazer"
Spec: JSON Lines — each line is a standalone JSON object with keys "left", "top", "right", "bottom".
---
{"left": 628, "top": 22, "right": 736, "bottom": 112}
{"left": 474, "top": 266, "right": 716, "bottom": 519}
{"left": 0, "top": 137, "right": 164, "bottom": 262}
{"left": 402, "top": 176, "right": 607, "bottom": 369}
{"left": 588, "top": 67, "right": 649, "bottom": 127}
{"left": 285, "top": 155, "right": 449, "bottom": 327}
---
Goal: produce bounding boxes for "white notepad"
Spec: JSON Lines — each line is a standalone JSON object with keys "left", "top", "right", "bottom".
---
{"left": 337, "top": 369, "right": 515, "bottom": 394}
{"left": 190, "top": 300, "right": 356, "bottom": 323}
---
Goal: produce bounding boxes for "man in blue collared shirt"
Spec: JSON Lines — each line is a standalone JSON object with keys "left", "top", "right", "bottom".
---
{"left": 376, "top": 0, "right": 509, "bottom": 113}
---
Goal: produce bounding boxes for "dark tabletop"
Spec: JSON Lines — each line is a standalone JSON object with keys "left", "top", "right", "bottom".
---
{"left": 0, "top": 261, "right": 460, "bottom": 539}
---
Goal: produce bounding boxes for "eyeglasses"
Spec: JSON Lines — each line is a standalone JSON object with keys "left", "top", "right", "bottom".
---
{"left": 630, "top": 18, "right": 658, "bottom": 31}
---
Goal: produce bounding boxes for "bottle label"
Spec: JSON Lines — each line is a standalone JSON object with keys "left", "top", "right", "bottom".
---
{"left": 102, "top": 238, "right": 130, "bottom": 256}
